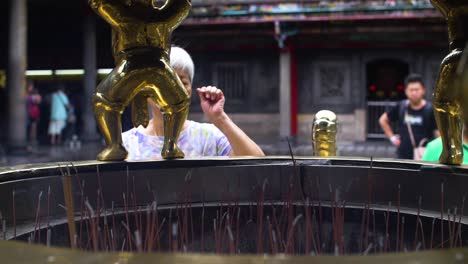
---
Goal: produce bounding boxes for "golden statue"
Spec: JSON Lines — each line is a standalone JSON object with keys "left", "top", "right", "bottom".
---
{"left": 312, "top": 110, "right": 337, "bottom": 157}
{"left": 431, "top": 0, "right": 468, "bottom": 165}
{"left": 89, "top": 0, "right": 191, "bottom": 161}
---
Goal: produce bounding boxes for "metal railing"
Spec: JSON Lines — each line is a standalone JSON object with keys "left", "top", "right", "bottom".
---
{"left": 367, "top": 101, "right": 399, "bottom": 139}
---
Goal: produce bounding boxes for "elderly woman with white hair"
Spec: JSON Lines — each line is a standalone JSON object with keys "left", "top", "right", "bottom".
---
{"left": 122, "top": 47, "right": 265, "bottom": 160}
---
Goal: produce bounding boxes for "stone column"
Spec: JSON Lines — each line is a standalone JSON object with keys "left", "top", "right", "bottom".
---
{"left": 7, "top": 0, "right": 27, "bottom": 149}
{"left": 279, "top": 50, "right": 291, "bottom": 140}
{"left": 82, "top": 14, "right": 99, "bottom": 141}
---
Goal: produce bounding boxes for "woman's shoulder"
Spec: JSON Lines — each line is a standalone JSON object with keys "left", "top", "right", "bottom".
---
{"left": 187, "top": 120, "right": 222, "bottom": 136}
{"left": 123, "top": 127, "right": 138, "bottom": 135}
{"left": 125, "top": 126, "right": 168, "bottom": 140}
{"left": 122, "top": 127, "right": 142, "bottom": 142}
{"left": 123, "top": 126, "right": 165, "bottom": 141}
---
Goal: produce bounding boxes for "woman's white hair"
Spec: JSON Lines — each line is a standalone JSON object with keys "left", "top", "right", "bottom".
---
{"left": 170, "top": 46, "right": 195, "bottom": 83}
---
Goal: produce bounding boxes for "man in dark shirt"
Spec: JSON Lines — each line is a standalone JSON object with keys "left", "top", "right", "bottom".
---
{"left": 379, "top": 74, "right": 439, "bottom": 159}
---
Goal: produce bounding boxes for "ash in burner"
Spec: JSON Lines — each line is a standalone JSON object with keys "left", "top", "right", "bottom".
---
{"left": 5, "top": 170, "right": 468, "bottom": 256}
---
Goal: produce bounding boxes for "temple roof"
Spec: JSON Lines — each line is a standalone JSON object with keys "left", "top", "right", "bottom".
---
{"left": 186, "top": 0, "right": 440, "bottom": 24}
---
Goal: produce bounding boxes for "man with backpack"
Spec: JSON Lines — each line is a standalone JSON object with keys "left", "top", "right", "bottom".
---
{"left": 379, "top": 74, "right": 439, "bottom": 160}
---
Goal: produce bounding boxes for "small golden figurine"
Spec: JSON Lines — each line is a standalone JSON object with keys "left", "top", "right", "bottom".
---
{"left": 89, "top": 0, "right": 191, "bottom": 161}
{"left": 312, "top": 110, "right": 337, "bottom": 157}
{"left": 431, "top": 0, "right": 468, "bottom": 165}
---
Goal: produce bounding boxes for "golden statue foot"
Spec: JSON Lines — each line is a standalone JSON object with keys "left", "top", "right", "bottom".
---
{"left": 439, "top": 147, "right": 463, "bottom": 165}
{"left": 162, "top": 144, "right": 185, "bottom": 159}
{"left": 132, "top": 94, "right": 150, "bottom": 128}
{"left": 132, "top": 113, "right": 149, "bottom": 129}
{"left": 97, "top": 144, "right": 128, "bottom": 161}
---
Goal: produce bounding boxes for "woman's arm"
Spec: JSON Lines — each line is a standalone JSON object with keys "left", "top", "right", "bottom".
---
{"left": 197, "top": 86, "right": 265, "bottom": 157}
{"left": 213, "top": 112, "right": 265, "bottom": 156}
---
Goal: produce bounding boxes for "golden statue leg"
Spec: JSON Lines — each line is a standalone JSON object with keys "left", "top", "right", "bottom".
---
{"left": 142, "top": 60, "right": 190, "bottom": 159}
{"left": 93, "top": 94, "right": 128, "bottom": 161}
{"left": 429, "top": 1, "right": 468, "bottom": 165}
{"left": 89, "top": 0, "right": 192, "bottom": 161}
{"left": 434, "top": 107, "right": 463, "bottom": 165}
{"left": 160, "top": 99, "right": 190, "bottom": 159}
{"left": 433, "top": 50, "right": 464, "bottom": 165}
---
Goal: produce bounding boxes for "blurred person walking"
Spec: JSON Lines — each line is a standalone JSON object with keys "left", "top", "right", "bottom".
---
{"left": 26, "top": 81, "right": 41, "bottom": 150}
{"left": 379, "top": 74, "right": 439, "bottom": 160}
{"left": 48, "top": 85, "right": 70, "bottom": 145}
{"left": 63, "top": 103, "right": 77, "bottom": 142}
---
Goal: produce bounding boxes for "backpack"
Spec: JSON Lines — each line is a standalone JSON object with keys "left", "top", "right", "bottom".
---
{"left": 398, "top": 100, "right": 432, "bottom": 160}
{"left": 398, "top": 100, "right": 432, "bottom": 129}
{"left": 28, "top": 103, "right": 40, "bottom": 119}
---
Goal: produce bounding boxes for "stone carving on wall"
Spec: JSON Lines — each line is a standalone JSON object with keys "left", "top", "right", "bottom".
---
{"left": 299, "top": 58, "right": 352, "bottom": 112}
{"left": 313, "top": 61, "right": 350, "bottom": 108}
{"left": 319, "top": 66, "right": 345, "bottom": 98}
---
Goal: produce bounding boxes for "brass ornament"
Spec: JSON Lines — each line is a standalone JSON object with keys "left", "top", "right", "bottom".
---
{"left": 90, "top": 0, "right": 191, "bottom": 161}
{"left": 431, "top": 0, "right": 468, "bottom": 165}
{"left": 312, "top": 110, "right": 337, "bottom": 157}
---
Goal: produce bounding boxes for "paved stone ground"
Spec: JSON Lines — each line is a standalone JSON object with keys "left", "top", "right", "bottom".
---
{"left": 0, "top": 140, "right": 397, "bottom": 167}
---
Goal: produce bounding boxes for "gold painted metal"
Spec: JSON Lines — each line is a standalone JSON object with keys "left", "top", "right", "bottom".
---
{"left": 2, "top": 240, "right": 468, "bottom": 264}
{"left": 62, "top": 174, "right": 76, "bottom": 249}
{"left": 0, "top": 70, "right": 5, "bottom": 89}
{"left": 89, "top": 0, "right": 191, "bottom": 161}
{"left": 312, "top": 110, "right": 337, "bottom": 157}
{"left": 431, "top": 0, "right": 468, "bottom": 165}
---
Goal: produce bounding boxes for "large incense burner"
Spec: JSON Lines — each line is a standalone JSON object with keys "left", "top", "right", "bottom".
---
{"left": 1, "top": 158, "right": 468, "bottom": 263}
{"left": 3, "top": 0, "right": 468, "bottom": 263}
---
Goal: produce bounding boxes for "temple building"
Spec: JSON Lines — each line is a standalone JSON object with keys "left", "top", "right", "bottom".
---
{"left": 0, "top": 0, "right": 449, "bottom": 146}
